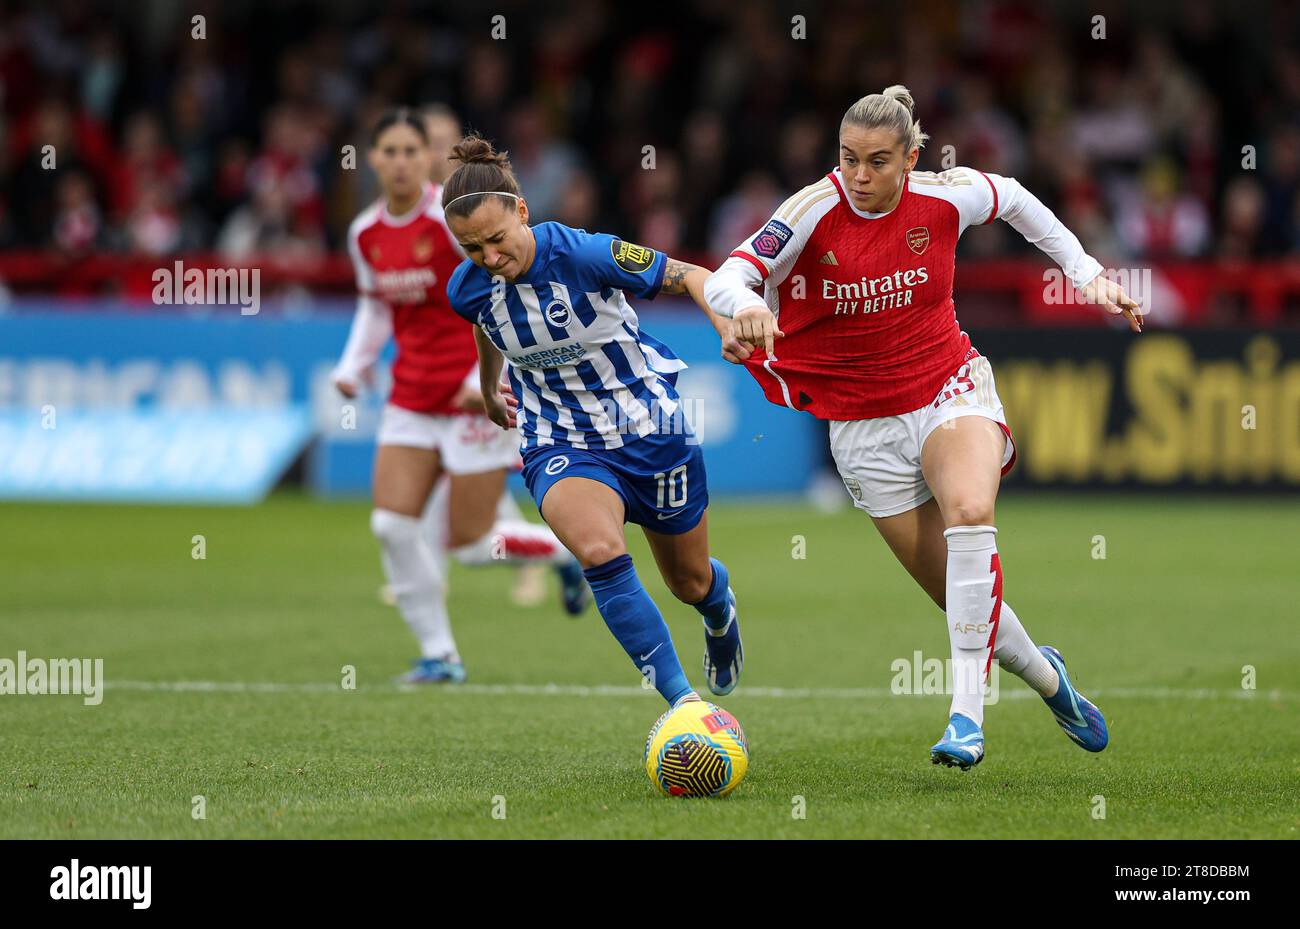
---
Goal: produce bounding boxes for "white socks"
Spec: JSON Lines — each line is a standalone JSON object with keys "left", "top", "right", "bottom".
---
{"left": 422, "top": 477, "right": 452, "bottom": 580}
{"left": 943, "top": 525, "right": 1003, "bottom": 727}
{"left": 378, "top": 488, "right": 570, "bottom": 661}
{"left": 943, "top": 524, "right": 1060, "bottom": 727}
{"left": 371, "top": 508, "right": 458, "bottom": 661}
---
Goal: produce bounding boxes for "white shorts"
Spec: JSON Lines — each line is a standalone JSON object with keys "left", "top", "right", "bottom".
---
{"left": 377, "top": 404, "right": 521, "bottom": 475}
{"left": 829, "top": 352, "right": 1018, "bottom": 518}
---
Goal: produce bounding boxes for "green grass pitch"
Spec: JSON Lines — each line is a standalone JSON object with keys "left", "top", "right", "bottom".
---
{"left": 1, "top": 492, "right": 1296, "bottom": 839}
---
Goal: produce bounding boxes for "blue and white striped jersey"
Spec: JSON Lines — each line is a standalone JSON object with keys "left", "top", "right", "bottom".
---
{"left": 447, "top": 222, "right": 687, "bottom": 451}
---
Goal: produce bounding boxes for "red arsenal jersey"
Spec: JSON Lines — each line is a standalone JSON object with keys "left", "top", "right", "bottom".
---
{"left": 716, "top": 168, "right": 1017, "bottom": 421}
{"left": 347, "top": 183, "right": 478, "bottom": 414}
{"left": 707, "top": 166, "right": 1105, "bottom": 421}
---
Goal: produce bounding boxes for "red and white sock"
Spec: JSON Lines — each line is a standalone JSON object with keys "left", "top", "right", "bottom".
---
{"left": 942, "top": 524, "right": 1004, "bottom": 728}
{"left": 453, "top": 519, "right": 573, "bottom": 566}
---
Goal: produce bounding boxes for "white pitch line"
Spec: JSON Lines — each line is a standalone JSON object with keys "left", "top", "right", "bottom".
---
{"left": 104, "top": 680, "right": 1299, "bottom": 702}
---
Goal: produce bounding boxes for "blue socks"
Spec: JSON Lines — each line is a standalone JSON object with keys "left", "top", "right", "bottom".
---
{"left": 583, "top": 554, "right": 692, "bottom": 705}
{"left": 694, "top": 558, "right": 732, "bottom": 631}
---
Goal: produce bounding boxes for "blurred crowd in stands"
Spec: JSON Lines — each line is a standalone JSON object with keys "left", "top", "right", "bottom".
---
{"left": 1, "top": 0, "right": 1298, "bottom": 268}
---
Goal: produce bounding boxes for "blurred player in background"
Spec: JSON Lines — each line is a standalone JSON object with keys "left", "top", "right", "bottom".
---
{"left": 706, "top": 86, "right": 1144, "bottom": 768}
{"left": 332, "top": 109, "right": 589, "bottom": 685}
{"left": 414, "top": 103, "right": 551, "bottom": 609}
{"left": 442, "top": 135, "right": 746, "bottom": 705}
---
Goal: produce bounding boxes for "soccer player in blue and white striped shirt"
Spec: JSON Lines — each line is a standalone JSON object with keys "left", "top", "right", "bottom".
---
{"left": 443, "top": 134, "right": 745, "bottom": 706}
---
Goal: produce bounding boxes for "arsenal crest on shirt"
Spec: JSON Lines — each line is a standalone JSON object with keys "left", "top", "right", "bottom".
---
{"left": 906, "top": 226, "right": 930, "bottom": 255}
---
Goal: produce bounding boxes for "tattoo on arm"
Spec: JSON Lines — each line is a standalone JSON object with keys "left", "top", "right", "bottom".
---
{"left": 660, "top": 259, "right": 702, "bottom": 295}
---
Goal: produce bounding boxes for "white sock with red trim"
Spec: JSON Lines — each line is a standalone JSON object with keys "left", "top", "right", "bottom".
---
{"left": 453, "top": 520, "right": 573, "bottom": 566}
{"left": 943, "top": 525, "right": 1003, "bottom": 728}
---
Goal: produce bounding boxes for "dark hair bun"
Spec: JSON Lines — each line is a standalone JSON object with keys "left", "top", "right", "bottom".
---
{"left": 450, "top": 134, "right": 511, "bottom": 169}
{"left": 442, "top": 132, "right": 522, "bottom": 216}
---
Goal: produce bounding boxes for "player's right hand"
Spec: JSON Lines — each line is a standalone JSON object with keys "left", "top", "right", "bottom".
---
{"left": 733, "top": 305, "right": 784, "bottom": 355}
{"left": 483, "top": 381, "right": 518, "bottom": 430}
{"left": 713, "top": 316, "right": 753, "bottom": 364}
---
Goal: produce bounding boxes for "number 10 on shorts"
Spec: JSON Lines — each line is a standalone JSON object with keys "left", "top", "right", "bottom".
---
{"left": 655, "top": 465, "right": 688, "bottom": 509}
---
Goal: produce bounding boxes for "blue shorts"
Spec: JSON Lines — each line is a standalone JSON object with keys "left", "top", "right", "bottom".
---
{"left": 522, "top": 429, "right": 709, "bottom": 535}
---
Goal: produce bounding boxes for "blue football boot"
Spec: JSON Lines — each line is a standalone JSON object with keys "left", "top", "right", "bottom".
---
{"left": 556, "top": 557, "right": 592, "bottom": 617}
{"left": 702, "top": 588, "right": 743, "bottom": 696}
{"left": 930, "top": 712, "right": 985, "bottom": 770}
{"left": 396, "top": 657, "right": 467, "bottom": 685}
{"left": 1039, "top": 645, "right": 1108, "bottom": 752}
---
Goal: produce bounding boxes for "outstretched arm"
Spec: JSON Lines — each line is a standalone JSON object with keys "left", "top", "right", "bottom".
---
{"left": 983, "top": 172, "right": 1144, "bottom": 332}
{"left": 661, "top": 257, "right": 754, "bottom": 363}
{"left": 331, "top": 296, "right": 392, "bottom": 396}
{"left": 699, "top": 187, "right": 834, "bottom": 356}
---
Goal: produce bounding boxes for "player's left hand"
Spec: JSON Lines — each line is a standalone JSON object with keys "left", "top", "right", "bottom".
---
{"left": 1081, "top": 272, "right": 1144, "bottom": 333}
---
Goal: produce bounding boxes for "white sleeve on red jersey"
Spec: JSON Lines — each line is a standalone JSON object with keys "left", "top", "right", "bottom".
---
{"left": 704, "top": 176, "right": 839, "bottom": 318}
{"left": 333, "top": 296, "right": 393, "bottom": 387}
{"left": 332, "top": 209, "right": 393, "bottom": 388}
{"left": 703, "top": 256, "right": 766, "bottom": 320}
{"left": 927, "top": 167, "right": 1104, "bottom": 291}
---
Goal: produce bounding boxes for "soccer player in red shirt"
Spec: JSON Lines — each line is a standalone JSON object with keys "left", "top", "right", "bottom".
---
{"left": 332, "top": 110, "right": 587, "bottom": 684}
{"left": 705, "top": 86, "right": 1143, "bottom": 769}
